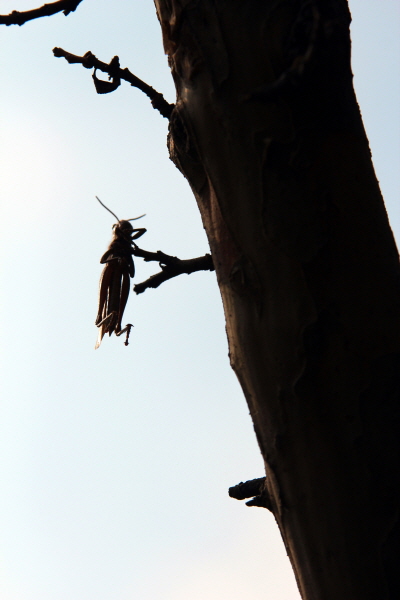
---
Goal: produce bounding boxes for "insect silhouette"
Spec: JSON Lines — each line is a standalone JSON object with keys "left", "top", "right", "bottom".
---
{"left": 95, "top": 196, "right": 146, "bottom": 349}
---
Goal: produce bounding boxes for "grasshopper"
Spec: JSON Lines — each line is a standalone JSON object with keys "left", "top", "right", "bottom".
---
{"left": 95, "top": 197, "right": 146, "bottom": 349}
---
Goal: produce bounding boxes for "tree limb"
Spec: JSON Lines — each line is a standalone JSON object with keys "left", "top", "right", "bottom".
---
{"left": 53, "top": 47, "right": 174, "bottom": 118}
{"left": 229, "top": 477, "right": 272, "bottom": 511}
{"left": 228, "top": 477, "right": 266, "bottom": 500}
{"left": 132, "top": 246, "right": 214, "bottom": 294}
{"left": 0, "top": 0, "right": 83, "bottom": 26}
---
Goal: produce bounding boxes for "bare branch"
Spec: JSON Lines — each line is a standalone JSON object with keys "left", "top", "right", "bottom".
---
{"left": 53, "top": 47, "right": 174, "bottom": 118}
{"left": 132, "top": 246, "right": 214, "bottom": 294}
{"left": 0, "top": 0, "right": 83, "bottom": 26}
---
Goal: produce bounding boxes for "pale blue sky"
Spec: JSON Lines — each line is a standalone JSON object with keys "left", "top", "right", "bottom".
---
{"left": 0, "top": 2, "right": 399, "bottom": 599}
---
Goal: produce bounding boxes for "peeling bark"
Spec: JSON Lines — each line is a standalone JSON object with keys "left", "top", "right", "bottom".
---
{"left": 154, "top": 1, "right": 400, "bottom": 599}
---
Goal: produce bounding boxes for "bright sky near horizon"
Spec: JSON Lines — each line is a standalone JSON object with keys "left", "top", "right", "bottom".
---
{"left": 0, "top": 2, "right": 399, "bottom": 599}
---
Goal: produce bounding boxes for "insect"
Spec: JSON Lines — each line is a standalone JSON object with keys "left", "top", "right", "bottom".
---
{"left": 95, "top": 196, "right": 146, "bottom": 349}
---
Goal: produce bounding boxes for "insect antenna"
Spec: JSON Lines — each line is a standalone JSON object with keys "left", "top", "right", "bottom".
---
{"left": 96, "top": 196, "right": 120, "bottom": 222}
{"left": 128, "top": 214, "right": 146, "bottom": 221}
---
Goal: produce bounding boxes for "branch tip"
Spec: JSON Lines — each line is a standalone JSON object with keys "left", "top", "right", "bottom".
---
{"left": 1, "top": 0, "right": 83, "bottom": 26}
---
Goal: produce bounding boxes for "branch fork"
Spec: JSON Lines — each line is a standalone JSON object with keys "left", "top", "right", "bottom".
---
{"left": 133, "top": 246, "right": 214, "bottom": 294}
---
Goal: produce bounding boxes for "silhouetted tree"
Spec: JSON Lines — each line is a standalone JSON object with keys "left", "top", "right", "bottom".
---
{"left": 3, "top": 2, "right": 399, "bottom": 598}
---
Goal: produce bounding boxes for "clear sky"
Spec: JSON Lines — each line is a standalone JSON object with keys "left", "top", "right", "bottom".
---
{"left": 0, "top": 2, "right": 399, "bottom": 599}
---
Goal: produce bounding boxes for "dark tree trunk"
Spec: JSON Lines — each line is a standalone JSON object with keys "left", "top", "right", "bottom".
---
{"left": 154, "top": 1, "right": 400, "bottom": 598}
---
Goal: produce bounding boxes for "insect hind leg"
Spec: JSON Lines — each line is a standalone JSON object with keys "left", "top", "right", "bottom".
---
{"left": 115, "top": 323, "right": 134, "bottom": 346}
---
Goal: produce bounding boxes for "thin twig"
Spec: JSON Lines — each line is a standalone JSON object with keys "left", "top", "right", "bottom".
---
{"left": 53, "top": 47, "right": 174, "bottom": 118}
{"left": 132, "top": 246, "right": 214, "bottom": 294}
{"left": 0, "top": 0, "right": 83, "bottom": 26}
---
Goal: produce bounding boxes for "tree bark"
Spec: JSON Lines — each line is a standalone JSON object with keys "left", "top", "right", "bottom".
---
{"left": 154, "top": 1, "right": 400, "bottom": 598}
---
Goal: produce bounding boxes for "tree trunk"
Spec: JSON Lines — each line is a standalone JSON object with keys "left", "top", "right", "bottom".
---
{"left": 154, "top": 1, "right": 400, "bottom": 598}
